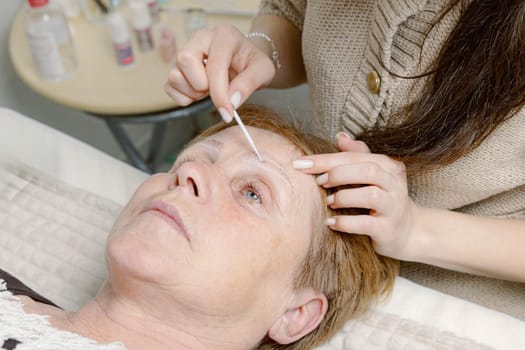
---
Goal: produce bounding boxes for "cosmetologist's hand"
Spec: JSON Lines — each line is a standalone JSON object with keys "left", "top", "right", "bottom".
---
{"left": 293, "top": 132, "right": 420, "bottom": 260}
{"left": 164, "top": 24, "right": 276, "bottom": 123}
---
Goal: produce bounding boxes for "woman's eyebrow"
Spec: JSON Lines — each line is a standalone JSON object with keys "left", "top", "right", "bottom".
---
{"left": 245, "top": 153, "right": 295, "bottom": 196}
{"left": 202, "top": 137, "right": 295, "bottom": 194}
{"left": 202, "top": 138, "right": 223, "bottom": 150}
{"left": 192, "top": 138, "right": 223, "bottom": 161}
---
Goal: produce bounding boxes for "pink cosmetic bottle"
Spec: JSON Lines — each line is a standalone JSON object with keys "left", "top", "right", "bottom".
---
{"left": 159, "top": 25, "right": 176, "bottom": 63}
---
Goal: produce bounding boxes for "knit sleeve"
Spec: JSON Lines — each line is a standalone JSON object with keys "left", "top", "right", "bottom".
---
{"left": 258, "top": 0, "right": 307, "bottom": 32}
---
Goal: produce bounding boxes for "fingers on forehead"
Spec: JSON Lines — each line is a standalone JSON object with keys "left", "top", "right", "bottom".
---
{"left": 301, "top": 152, "right": 387, "bottom": 173}
{"left": 323, "top": 163, "right": 395, "bottom": 190}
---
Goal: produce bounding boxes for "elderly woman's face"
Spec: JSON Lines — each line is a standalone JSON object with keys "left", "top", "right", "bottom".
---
{"left": 107, "top": 126, "right": 321, "bottom": 324}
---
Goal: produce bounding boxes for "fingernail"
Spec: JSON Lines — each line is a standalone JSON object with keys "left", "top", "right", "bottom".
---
{"left": 230, "top": 91, "right": 242, "bottom": 109}
{"left": 326, "top": 194, "right": 334, "bottom": 205}
{"left": 325, "top": 217, "right": 336, "bottom": 226}
{"left": 219, "top": 108, "right": 233, "bottom": 123}
{"left": 336, "top": 131, "right": 351, "bottom": 139}
{"left": 292, "top": 159, "right": 314, "bottom": 169}
{"left": 316, "top": 173, "right": 328, "bottom": 185}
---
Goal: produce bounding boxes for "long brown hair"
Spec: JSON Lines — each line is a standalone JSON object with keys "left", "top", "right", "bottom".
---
{"left": 360, "top": 0, "right": 525, "bottom": 174}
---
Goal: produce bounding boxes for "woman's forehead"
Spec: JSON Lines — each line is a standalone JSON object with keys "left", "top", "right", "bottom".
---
{"left": 208, "top": 126, "right": 304, "bottom": 160}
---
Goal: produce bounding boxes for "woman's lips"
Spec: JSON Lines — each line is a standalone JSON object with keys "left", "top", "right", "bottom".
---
{"left": 144, "top": 200, "right": 190, "bottom": 242}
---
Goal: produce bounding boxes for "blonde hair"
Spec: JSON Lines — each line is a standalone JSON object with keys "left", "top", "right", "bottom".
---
{"left": 196, "top": 105, "right": 399, "bottom": 350}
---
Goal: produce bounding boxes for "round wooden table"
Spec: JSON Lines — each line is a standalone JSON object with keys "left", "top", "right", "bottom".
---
{"left": 9, "top": 0, "right": 258, "bottom": 172}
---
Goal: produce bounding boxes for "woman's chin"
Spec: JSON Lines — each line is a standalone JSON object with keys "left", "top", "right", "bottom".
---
{"left": 106, "top": 229, "right": 176, "bottom": 283}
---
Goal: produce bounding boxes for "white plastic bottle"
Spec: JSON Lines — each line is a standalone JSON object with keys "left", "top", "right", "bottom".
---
{"left": 25, "top": 0, "right": 77, "bottom": 81}
{"left": 107, "top": 11, "right": 134, "bottom": 66}
{"left": 129, "top": 0, "right": 154, "bottom": 52}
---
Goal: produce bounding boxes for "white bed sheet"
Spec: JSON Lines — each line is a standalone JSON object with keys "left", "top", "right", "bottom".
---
{"left": 1, "top": 107, "right": 524, "bottom": 349}
{"left": 0, "top": 107, "right": 148, "bottom": 205}
{"left": 381, "top": 277, "right": 525, "bottom": 348}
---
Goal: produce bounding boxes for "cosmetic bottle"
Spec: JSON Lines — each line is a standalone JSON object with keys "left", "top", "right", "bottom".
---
{"left": 184, "top": 7, "right": 207, "bottom": 41}
{"left": 107, "top": 10, "right": 134, "bottom": 66}
{"left": 129, "top": 0, "right": 154, "bottom": 52}
{"left": 24, "top": 0, "right": 77, "bottom": 81}
{"left": 146, "top": 0, "right": 160, "bottom": 23}
{"left": 159, "top": 25, "right": 176, "bottom": 62}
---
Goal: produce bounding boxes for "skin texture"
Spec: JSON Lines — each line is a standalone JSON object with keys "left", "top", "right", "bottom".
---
{"left": 19, "top": 126, "right": 328, "bottom": 350}
{"left": 105, "top": 125, "right": 325, "bottom": 343}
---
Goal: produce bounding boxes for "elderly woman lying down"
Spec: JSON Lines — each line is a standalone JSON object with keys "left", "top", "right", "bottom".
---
{"left": 0, "top": 105, "right": 398, "bottom": 350}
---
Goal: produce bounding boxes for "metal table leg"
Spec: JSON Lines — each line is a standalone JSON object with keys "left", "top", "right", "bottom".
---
{"left": 90, "top": 97, "right": 214, "bottom": 174}
{"left": 104, "top": 119, "right": 152, "bottom": 173}
{"left": 146, "top": 122, "right": 167, "bottom": 171}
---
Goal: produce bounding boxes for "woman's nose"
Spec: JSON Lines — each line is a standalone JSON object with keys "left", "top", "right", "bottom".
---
{"left": 174, "top": 162, "right": 210, "bottom": 202}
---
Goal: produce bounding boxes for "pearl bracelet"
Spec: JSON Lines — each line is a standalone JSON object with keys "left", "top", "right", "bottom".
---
{"left": 246, "top": 31, "right": 282, "bottom": 69}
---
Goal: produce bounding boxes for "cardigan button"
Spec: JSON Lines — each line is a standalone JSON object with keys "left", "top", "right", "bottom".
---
{"left": 367, "top": 70, "right": 381, "bottom": 94}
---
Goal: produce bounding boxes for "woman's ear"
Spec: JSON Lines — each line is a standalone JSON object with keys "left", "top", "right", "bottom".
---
{"left": 268, "top": 288, "right": 328, "bottom": 344}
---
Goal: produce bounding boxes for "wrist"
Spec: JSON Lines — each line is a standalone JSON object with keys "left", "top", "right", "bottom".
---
{"left": 407, "top": 205, "right": 460, "bottom": 267}
{"left": 403, "top": 204, "right": 434, "bottom": 263}
{"left": 246, "top": 31, "right": 281, "bottom": 70}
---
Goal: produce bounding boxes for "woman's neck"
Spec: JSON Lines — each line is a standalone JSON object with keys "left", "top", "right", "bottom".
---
{"left": 65, "top": 297, "right": 208, "bottom": 350}
{"left": 21, "top": 292, "right": 247, "bottom": 350}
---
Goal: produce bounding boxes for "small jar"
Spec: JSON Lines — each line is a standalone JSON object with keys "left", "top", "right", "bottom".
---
{"left": 184, "top": 8, "right": 207, "bottom": 41}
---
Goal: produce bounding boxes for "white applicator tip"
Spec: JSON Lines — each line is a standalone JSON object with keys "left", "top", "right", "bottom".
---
{"left": 232, "top": 109, "right": 264, "bottom": 162}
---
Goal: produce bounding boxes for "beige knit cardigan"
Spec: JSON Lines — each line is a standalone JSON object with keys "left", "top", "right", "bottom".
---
{"left": 259, "top": 0, "right": 524, "bottom": 219}
{"left": 259, "top": 0, "right": 525, "bottom": 318}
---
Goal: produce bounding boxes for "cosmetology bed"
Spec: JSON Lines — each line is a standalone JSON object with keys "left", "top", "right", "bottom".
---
{"left": 0, "top": 107, "right": 524, "bottom": 349}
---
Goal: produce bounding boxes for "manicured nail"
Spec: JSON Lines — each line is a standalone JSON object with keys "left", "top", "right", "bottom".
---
{"left": 336, "top": 131, "right": 351, "bottom": 139}
{"left": 326, "top": 194, "right": 334, "bottom": 205}
{"left": 219, "top": 108, "right": 233, "bottom": 123}
{"left": 316, "top": 173, "right": 328, "bottom": 185}
{"left": 230, "top": 91, "right": 242, "bottom": 109}
{"left": 292, "top": 159, "right": 314, "bottom": 169}
{"left": 325, "top": 217, "right": 336, "bottom": 226}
